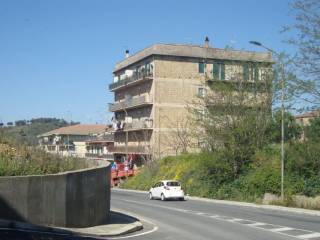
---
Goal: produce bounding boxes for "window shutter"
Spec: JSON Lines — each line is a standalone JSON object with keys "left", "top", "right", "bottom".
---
{"left": 199, "top": 62, "right": 205, "bottom": 73}
{"left": 221, "top": 63, "right": 225, "bottom": 80}
{"left": 213, "top": 62, "right": 219, "bottom": 79}
{"left": 243, "top": 63, "right": 249, "bottom": 81}
{"left": 254, "top": 64, "right": 259, "bottom": 82}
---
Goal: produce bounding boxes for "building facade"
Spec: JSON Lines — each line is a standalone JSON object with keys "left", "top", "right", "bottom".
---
{"left": 38, "top": 124, "right": 112, "bottom": 158}
{"left": 295, "top": 110, "right": 320, "bottom": 126}
{"left": 108, "top": 40, "right": 273, "bottom": 161}
{"left": 85, "top": 133, "right": 114, "bottom": 162}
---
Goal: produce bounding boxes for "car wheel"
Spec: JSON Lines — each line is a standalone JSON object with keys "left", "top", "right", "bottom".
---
{"left": 149, "top": 192, "right": 153, "bottom": 200}
{"left": 161, "top": 193, "right": 166, "bottom": 201}
{"left": 179, "top": 197, "right": 184, "bottom": 201}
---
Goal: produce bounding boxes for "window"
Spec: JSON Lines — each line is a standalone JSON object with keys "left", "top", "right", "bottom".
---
{"left": 198, "top": 139, "right": 205, "bottom": 148}
{"left": 197, "top": 87, "right": 206, "bottom": 97}
{"left": 243, "top": 63, "right": 259, "bottom": 81}
{"left": 167, "top": 182, "right": 180, "bottom": 187}
{"left": 212, "top": 62, "right": 225, "bottom": 80}
{"left": 199, "top": 62, "right": 205, "bottom": 73}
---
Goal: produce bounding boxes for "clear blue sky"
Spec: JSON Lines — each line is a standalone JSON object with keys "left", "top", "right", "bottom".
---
{"left": 0, "top": 0, "right": 295, "bottom": 124}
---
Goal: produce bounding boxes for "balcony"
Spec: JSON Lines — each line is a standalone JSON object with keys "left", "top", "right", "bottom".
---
{"left": 112, "top": 118, "right": 153, "bottom": 132}
{"left": 109, "top": 145, "right": 149, "bottom": 154}
{"left": 85, "top": 134, "right": 114, "bottom": 143}
{"left": 125, "top": 119, "right": 153, "bottom": 131}
{"left": 109, "top": 71, "right": 153, "bottom": 91}
{"left": 109, "top": 95, "right": 152, "bottom": 112}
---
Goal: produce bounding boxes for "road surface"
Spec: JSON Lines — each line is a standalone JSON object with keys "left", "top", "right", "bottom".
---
{"left": 111, "top": 189, "right": 320, "bottom": 240}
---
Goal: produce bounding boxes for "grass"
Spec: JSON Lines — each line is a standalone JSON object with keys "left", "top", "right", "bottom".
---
{"left": 0, "top": 143, "right": 88, "bottom": 176}
{"left": 121, "top": 144, "right": 320, "bottom": 210}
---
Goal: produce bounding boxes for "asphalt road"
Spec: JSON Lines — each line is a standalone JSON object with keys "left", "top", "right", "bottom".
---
{"left": 111, "top": 189, "right": 320, "bottom": 240}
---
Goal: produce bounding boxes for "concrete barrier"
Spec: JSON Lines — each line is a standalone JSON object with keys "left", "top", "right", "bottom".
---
{"left": 0, "top": 161, "right": 111, "bottom": 228}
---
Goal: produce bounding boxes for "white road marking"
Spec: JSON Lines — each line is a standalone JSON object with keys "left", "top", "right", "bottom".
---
{"left": 110, "top": 207, "right": 159, "bottom": 239}
{"left": 196, "top": 212, "right": 206, "bottom": 215}
{"left": 270, "top": 227, "right": 294, "bottom": 232}
{"left": 116, "top": 197, "right": 320, "bottom": 240}
{"left": 297, "top": 232, "right": 320, "bottom": 239}
{"left": 246, "top": 222, "right": 266, "bottom": 227}
{"left": 108, "top": 225, "right": 159, "bottom": 239}
{"left": 228, "top": 218, "right": 244, "bottom": 222}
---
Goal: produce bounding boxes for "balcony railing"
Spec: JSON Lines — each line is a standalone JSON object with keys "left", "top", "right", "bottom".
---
{"left": 109, "top": 71, "right": 153, "bottom": 91}
{"left": 85, "top": 134, "right": 114, "bottom": 143}
{"left": 112, "top": 118, "right": 153, "bottom": 132}
{"left": 125, "top": 119, "right": 153, "bottom": 130}
{"left": 109, "top": 145, "right": 149, "bottom": 154}
{"left": 85, "top": 153, "right": 114, "bottom": 160}
{"left": 109, "top": 95, "right": 152, "bottom": 112}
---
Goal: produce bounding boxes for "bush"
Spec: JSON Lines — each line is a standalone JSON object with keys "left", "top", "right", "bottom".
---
{"left": 0, "top": 143, "right": 88, "bottom": 176}
{"left": 122, "top": 139, "right": 320, "bottom": 210}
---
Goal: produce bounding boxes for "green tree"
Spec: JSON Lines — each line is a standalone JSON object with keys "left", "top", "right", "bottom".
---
{"left": 305, "top": 117, "right": 320, "bottom": 142}
{"left": 283, "top": 0, "right": 320, "bottom": 106}
{"left": 268, "top": 110, "right": 302, "bottom": 142}
{"left": 191, "top": 63, "right": 273, "bottom": 176}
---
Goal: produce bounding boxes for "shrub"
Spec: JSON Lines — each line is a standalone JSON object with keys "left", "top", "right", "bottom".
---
{"left": 0, "top": 143, "right": 88, "bottom": 176}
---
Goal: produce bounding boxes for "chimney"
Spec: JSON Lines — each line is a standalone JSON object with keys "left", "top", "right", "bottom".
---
{"left": 204, "top": 36, "right": 210, "bottom": 48}
{"left": 125, "top": 49, "right": 129, "bottom": 58}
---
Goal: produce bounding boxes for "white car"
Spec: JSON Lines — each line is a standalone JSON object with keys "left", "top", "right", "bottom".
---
{"left": 149, "top": 180, "right": 185, "bottom": 201}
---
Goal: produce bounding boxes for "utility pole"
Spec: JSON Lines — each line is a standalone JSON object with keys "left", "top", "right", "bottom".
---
{"left": 66, "top": 111, "right": 72, "bottom": 156}
{"left": 249, "top": 41, "right": 285, "bottom": 201}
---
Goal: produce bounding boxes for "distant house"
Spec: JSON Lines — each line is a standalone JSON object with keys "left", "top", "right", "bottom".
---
{"left": 295, "top": 110, "right": 320, "bottom": 126}
{"left": 38, "top": 124, "right": 111, "bottom": 158}
{"left": 85, "top": 130, "right": 114, "bottom": 162}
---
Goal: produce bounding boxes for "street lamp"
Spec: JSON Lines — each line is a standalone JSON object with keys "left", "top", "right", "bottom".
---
{"left": 250, "top": 40, "right": 285, "bottom": 201}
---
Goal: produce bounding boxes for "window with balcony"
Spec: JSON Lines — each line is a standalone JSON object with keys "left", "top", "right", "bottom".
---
{"left": 212, "top": 62, "right": 225, "bottom": 80}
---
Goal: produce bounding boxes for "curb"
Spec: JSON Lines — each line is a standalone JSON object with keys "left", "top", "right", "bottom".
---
{"left": 113, "top": 188, "right": 320, "bottom": 217}
{"left": 0, "top": 211, "right": 143, "bottom": 237}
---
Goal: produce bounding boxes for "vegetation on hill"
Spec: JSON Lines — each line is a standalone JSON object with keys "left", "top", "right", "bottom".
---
{"left": 0, "top": 118, "right": 85, "bottom": 176}
{"left": 122, "top": 142, "right": 320, "bottom": 209}
{"left": 0, "top": 118, "right": 79, "bottom": 146}
{"left": 0, "top": 142, "right": 88, "bottom": 176}
{"left": 123, "top": 115, "right": 320, "bottom": 210}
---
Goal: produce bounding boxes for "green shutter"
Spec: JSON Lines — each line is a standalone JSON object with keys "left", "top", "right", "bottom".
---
{"left": 199, "top": 62, "right": 205, "bottom": 73}
{"left": 213, "top": 62, "right": 219, "bottom": 79}
{"left": 220, "top": 63, "right": 225, "bottom": 80}
{"left": 254, "top": 64, "right": 259, "bottom": 81}
{"left": 243, "top": 63, "right": 249, "bottom": 81}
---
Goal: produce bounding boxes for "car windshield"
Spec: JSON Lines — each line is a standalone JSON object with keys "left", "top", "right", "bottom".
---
{"left": 166, "top": 181, "right": 180, "bottom": 187}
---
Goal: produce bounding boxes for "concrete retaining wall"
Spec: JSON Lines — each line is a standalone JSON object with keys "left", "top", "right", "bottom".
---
{"left": 0, "top": 161, "right": 111, "bottom": 228}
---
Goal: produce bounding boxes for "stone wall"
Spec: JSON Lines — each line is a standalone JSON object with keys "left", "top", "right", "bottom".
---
{"left": 0, "top": 161, "right": 111, "bottom": 228}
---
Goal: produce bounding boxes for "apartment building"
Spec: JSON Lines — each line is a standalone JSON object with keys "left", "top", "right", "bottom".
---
{"left": 38, "top": 124, "right": 109, "bottom": 157}
{"left": 108, "top": 38, "right": 273, "bottom": 162}
{"left": 85, "top": 132, "right": 114, "bottom": 162}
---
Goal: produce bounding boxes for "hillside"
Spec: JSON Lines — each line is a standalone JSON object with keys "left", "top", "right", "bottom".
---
{"left": 0, "top": 118, "right": 75, "bottom": 146}
{"left": 122, "top": 141, "right": 320, "bottom": 210}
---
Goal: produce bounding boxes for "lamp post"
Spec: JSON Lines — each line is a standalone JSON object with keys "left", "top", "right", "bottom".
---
{"left": 249, "top": 41, "right": 285, "bottom": 201}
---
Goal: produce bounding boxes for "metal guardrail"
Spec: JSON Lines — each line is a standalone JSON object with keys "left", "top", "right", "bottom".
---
{"left": 109, "top": 71, "right": 153, "bottom": 90}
